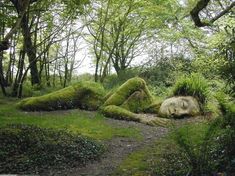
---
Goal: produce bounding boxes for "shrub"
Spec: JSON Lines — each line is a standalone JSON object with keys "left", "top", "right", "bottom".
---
{"left": 172, "top": 73, "right": 209, "bottom": 109}
{"left": 173, "top": 123, "right": 222, "bottom": 175}
{"left": 0, "top": 124, "right": 104, "bottom": 174}
{"left": 215, "top": 93, "right": 235, "bottom": 173}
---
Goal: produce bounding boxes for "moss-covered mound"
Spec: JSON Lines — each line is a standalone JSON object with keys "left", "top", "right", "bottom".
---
{"left": 17, "top": 81, "right": 106, "bottom": 111}
{"left": 104, "top": 77, "right": 154, "bottom": 113}
{"left": 0, "top": 124, "right": 104, "bottom": 174}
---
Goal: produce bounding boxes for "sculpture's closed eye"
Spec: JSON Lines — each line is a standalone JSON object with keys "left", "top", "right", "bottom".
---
{"left": 182, "top": 101, "right": 188, "bottom": 109}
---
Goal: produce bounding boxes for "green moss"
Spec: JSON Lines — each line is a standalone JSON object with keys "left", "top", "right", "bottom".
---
{"left": 17, "top": 81, "right": 106, "bottom": 111}
{"left": 103, "top": 89, "right": 115, "bottom": 102}
{"left": 104, "top": 77, "right": 154, "bottom": 113}
{"left": 101, "top": 78, "right": 170, "bottom": 126}
{"left": 101, "top": 105, "right": 140, "bottom": 121}
{"left": 144, "top": 101, "right": 162, "bottom": 114}
{"left": 121, "top": 89, "right": 153, "bottom": 113}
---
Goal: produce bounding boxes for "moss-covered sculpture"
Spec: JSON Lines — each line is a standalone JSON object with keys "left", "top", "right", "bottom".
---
{"left": 17, "top": 81, "right": 105, "bottom": 111}
{"left": 159, "top": 96, "right": 200, "bottom": 118}
{"left": 17, "top": 77, "right": 171, "bottom": 127}
{"left": 104, "top": 77, "right": 154, "bottom": 112}
{"left": 102, "top": 105, "right": 140, "bottom": 121}
{"left": 101, "top": 77, "right": 171, "bottom": 127}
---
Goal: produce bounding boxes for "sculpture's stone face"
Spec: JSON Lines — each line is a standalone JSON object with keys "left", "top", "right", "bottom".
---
{"left": 159, "top": 96, "right": 200, "bottom": 118}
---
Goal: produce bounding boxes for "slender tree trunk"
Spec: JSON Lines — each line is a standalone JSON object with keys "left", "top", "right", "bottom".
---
{"left": 12, "top": 48, "right": 25, "bottom": 97}
{"left": 45, "top": 50, "right": 51, "bottom": 87}
{"left": 0, "top": 52, "right": 7, "bottom": 96}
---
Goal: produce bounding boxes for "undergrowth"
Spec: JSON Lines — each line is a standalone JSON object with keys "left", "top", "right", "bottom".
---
{"left": 173, "top": 93, "right": 235, "bottom": 175}
{"left": 0, "top": 124, "right": 104, "bottom": 174}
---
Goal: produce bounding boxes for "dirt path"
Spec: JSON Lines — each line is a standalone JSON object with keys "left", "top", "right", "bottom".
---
{"left": 34, "top": 109, "right": 207, "bottom": 176}
{"left": 46, "top": 118, "right": 169, "bottom": 176}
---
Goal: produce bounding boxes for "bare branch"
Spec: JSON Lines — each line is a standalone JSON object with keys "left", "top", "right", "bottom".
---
{"left": 190, "top": 0, "right": 235, "bottom": 27}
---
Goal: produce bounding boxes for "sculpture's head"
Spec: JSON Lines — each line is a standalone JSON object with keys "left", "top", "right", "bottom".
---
{"left": 159, "top": 96, "right": 200, "bottom": 118}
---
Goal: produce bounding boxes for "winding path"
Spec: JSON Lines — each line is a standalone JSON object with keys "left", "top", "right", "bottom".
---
{"left": 47, "top": 118, "right": 169, "bottom": 176}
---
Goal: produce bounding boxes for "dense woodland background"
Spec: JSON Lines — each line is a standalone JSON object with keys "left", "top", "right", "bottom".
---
{"left": 0, "top": 0, "right": 234, "bottom": 97}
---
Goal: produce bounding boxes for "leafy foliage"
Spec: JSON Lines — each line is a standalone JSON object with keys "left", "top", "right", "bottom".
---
{"left": 0, "top": 124, "right": 104, "bottom": 174}
{"left": 173, "top": 95, "right": 235, "bottom": 175}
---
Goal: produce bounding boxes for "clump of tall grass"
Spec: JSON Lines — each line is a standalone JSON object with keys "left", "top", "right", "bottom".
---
{"left": 172, "top": 73, "right": 209, "bottom": 109}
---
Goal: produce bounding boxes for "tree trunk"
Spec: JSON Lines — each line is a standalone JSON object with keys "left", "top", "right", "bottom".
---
{"left": 12, "top": 48, "right": 25, "bottom": 97}
{"left": 21, "top": 13, "right": 40, "bottom": 85}
{"left": 0, "top": 52, "right": 7, "bottom": 96}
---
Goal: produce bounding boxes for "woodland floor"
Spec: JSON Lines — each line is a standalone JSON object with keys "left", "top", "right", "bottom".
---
{"left": 34, "top": 110, "right": 207, "bottom": 176}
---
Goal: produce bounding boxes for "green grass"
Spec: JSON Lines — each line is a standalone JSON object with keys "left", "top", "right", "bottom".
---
{"left": 0, "top": 99, "right": 141, "bottom": 140}
{"left": 113, "top": 135, "right": 189, "bottom": 176}
{"left": 172, "top": 73, "right": 209, "bottom": 108}
{"left": 114, "top": 115, "right": 235, "bottom": 176}
{"left": 113, "top": 123, "right": 213, "bottom": 176}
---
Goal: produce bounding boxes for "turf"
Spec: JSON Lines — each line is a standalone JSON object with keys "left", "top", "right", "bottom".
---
{"left": 0, "top": 99, "right": 141, "bottom": 140}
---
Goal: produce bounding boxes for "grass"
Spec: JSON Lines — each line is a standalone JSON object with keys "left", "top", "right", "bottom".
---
{"left": 113, "top": 122, "right": 219, "bottom": 176}
{"left": 0, "top": 99, "right": 141, "bottom": 140}
{"left": 113, "top": 134, "right": 189, "bottom": 176}
{"left": 172, "top": 73, "right": 209, "bottom": 109}
{"left": 114, "top": 112, "right": 235, "bottom": 176}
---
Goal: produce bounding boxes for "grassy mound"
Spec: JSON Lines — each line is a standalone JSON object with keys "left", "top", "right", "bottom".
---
{"left": 0, "top": 124, "right": 104, "bottom": 174}
{"left": 172, "top": 73, "right": 209, "bottom": 110}
{"left": 17, "top": 81, "right": 106, "bottom": 111}
{"left": 104, "top": 77, "right": 154, "bottom": 113}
